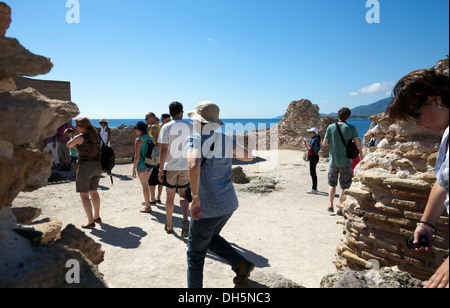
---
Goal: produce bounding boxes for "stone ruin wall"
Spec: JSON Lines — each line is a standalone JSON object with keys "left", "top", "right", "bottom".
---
{"left": 334, "top": 56, "right": 449, "bottom": 280}
{"left": 107, "top": 125, "right": 137, "bottom": 163}
{"left": 2, "top": 0, "right": 448, "bottom": 286}
{"left": 12, "top": 74, "right": 137, "bottom": 163}
{"left": 242, "top": 99, "right": 336, "bottom": 156}
{"left": 14, "top": 76, "right": 71, "bottom": 101}
{"left": 0, "top": 2, "right": 107, "bottom": 287}
{"left": 276, "top": 99, "right": 336, "bottom": 156}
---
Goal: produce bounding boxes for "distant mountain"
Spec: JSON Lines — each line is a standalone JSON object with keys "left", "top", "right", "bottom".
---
{"left": 323, "top": 97, "right": 393, "bottom": 118}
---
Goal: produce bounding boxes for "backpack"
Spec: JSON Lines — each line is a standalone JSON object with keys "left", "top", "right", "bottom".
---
{"left": 335, "top": 123, "right": 359, "bottom": 160}
{"left": 100, "top": 135, "right": 115, "bottom": 184}
{"left": 140, "top": 137, "right": 160, "bottom": 168}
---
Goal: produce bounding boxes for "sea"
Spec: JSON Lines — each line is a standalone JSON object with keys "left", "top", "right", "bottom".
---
{"left": 86, "top": 118, "right": 372, "bottom": 140}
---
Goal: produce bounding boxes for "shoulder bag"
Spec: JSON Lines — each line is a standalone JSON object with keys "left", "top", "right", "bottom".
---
{"left": 335, "top": 123, "right": 359, "bottom": 159}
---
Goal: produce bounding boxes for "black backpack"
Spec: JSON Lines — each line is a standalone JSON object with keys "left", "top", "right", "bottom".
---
{"left": 335, "top": 123, "right": 359, "bottom": 159}
{"left": 100, "top": 136, "right": 115, "bottom": 184}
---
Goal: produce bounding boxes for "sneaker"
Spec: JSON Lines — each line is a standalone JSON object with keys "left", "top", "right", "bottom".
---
{"left": 181, "top": 220, "right": 189, "bottom": 238}
{"left": 307, "top": 189, "right": 318, "bottom": 194}
{"left": 233, "top": 259, "right": 255, "bottom": 286}
{"left": 328, "top": 207, "right": 334, "bottom": 213}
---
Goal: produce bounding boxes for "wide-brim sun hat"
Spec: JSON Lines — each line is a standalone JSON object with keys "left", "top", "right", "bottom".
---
{"left": 98, "top": 119, "right": 110, "bottom": 124}
{"left": 188, "top": 101, "right": 225, "bottom": 127}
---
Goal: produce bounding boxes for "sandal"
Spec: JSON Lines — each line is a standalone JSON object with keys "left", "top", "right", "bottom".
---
{"left": 165, "top": 224, "right": 173, "bottom": 234}
{"left": 181, "top": 220, "right": 189, "bottom": 238}
{"left": 82, "top": 222, "right": 95, "bottom": 229}
{"left": 140, "top": 207, "right": 152, "bottom": 213}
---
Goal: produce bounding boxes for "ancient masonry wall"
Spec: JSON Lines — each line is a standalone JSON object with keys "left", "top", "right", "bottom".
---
{"left": 0, "top": 1, "right": 107, "bottom": 287}
{"left": 276, "top": 99, "right": 336, "bottom": 155}
{"left": 334, "top": 57, "right": 449, "bottom": 280}
{"left": 14, "top": 76, "right": 71, "bottom": 101}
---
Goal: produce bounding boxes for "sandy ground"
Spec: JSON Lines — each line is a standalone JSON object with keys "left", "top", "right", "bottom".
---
{"left": 12, "top": 150, "right": 343, "bottom": 288}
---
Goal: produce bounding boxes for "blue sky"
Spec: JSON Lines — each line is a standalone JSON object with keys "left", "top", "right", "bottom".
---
{"left": 6, "top": 0, "right": 449, "bottom": 119}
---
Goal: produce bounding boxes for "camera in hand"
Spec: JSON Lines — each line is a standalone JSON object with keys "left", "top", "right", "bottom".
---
{"left": 405, "top": 235, "right": 430, "bottom": 249}
{"left": 184, "top": 186, "right": 193, "bottom": 203}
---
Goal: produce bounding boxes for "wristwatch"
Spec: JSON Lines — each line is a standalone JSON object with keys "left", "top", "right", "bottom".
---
{"left": 192, "top": 194, "right": 199, "bottom": 199}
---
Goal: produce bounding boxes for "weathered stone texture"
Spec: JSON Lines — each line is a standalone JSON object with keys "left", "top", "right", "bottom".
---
{"left": 237, "top": 271, "right": 305, "bottom": 288}
{"left": 0, "top": 37, "right": 53, "bottom": 79}
{"left": 0, "top": 1, "right": 106, "bottom": 288}
{"left": 321, "top": 266, "right": 425, "bottom": 288}
{"left": 276, "top": 99, "right": 336, "bottom": 154}
{"left": 334, "top": 57, "right": 449, "bottom": 281}
{"left": 0, "top": 2, "right": 11, "bottom": 37}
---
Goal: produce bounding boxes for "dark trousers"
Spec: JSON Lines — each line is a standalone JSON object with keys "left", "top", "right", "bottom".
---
{"left": 309, "top": 154, "right": 319, "bottom": 191}
{"left": 187, "top": 214, "right": 243, "bottom": 288}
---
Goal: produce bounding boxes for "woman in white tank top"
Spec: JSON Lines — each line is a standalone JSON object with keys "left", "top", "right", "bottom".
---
{"left": 98, "top": 119, "right": 111, "bottom": 147}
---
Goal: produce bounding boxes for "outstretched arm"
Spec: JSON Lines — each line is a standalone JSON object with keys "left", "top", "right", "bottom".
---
{"left": 233, "top": 143, "right": 253, "bottom": 162}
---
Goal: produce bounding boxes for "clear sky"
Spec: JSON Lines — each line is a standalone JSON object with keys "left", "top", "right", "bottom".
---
{"left": 6, "top": 0, "right": 449, "bottom": 119}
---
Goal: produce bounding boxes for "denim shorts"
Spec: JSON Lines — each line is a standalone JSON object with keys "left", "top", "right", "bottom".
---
{"left": 136, "top": 165, "right": 153, "bottom": 173}
{"left": 328, "top": 165, "right": 353, "bottom": 189}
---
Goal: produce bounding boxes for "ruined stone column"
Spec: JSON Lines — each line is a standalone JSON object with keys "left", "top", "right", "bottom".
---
{"left": 334, "top": 56, "right": 449, "bottom": 280}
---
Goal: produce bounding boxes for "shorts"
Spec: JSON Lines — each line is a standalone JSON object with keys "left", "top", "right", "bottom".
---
{"left": 148, "top": 165, "right": 161, "bottom": 186}
{"left": 136, "top": 165, "right": 153, "bottom": 173}
{"left": 76, "top": 160, "right": 102, "bottom": 193}
{"left": 162, "top": 170, "right": 190, "bottom": 189}
{"left": 70, "top": 156, "right": 78, "bottom": 165}
{"left": 328, "top": 165, "right": 353, "bottom": 190}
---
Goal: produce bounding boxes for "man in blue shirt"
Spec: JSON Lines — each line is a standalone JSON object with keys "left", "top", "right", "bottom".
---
{"left": 185, "top": 101, "right": 254, "bottom": 288}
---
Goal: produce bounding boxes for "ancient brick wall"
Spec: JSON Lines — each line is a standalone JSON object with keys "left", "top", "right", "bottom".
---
{"left": 275, "top": 99, "right": 336, "bottom": 156}
{"left": 14, "top": 76, "right": 71, "bottom": 101}
{"left": 335, "top": 115, "right": 448, "bottom": 280}
{"left": 334, "top": 57, "right": 449, "bottom": 280}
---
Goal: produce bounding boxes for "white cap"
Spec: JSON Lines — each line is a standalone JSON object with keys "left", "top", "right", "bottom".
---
{"left": 307, "top": 128, "right": 318, "bottom": 134}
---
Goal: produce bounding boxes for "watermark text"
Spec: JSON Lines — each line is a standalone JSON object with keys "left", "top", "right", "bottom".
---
{"left": 66, "top": 0, "right": 80, "bottom": 24}
{"left": 366, "top": 0, "right": 380, "bottom": 24}
{"left": 65, "top": 259, "right": 80, "bottom": 284}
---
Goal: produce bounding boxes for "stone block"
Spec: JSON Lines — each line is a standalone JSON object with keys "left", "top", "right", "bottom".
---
{"left": 383, "top": 178, "right": 431, "bottom": 191}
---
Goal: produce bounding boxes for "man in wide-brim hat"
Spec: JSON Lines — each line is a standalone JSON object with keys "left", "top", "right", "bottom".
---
{"left": 187, "top": 101, "right": 225, "bottom": 130}
{"left": 185, "top": 100, "right": 256, "bottom": 288}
